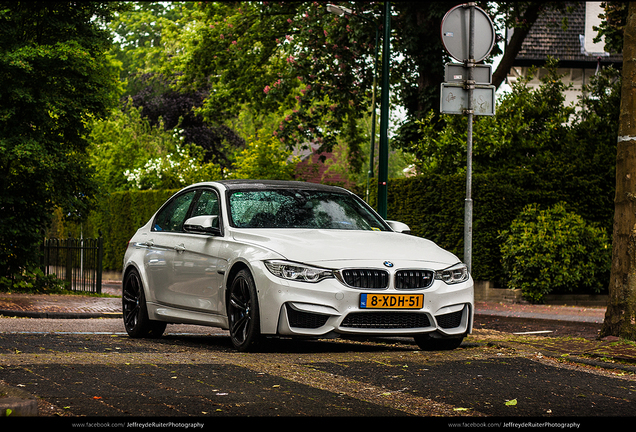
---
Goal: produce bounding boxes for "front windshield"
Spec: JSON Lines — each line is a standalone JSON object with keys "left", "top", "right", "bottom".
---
{"left": 228, "top": 189, "right": 388, "bottom": 231}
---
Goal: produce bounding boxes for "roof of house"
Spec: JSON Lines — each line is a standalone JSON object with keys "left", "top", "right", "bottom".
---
{"left": 513, "top": 1, "right": 622, "bottom": 68}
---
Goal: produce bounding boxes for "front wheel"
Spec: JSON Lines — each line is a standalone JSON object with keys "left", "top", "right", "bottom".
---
{"left": 122, "top": 269, "right": 166, "bottom": 338}
{"left": 227, "top": 269, "right": 262, "bottom": 352}
{"left": 414, "top": 334, "right": 464, "bottom": 351}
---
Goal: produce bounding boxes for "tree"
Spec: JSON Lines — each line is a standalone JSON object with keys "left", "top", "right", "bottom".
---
{"left": 407, "top": 59, "right": 620, "bottom": 286}
{"left": 107, "top": 1, "right": 202, "bottom": 97}
{"left": 601, "top": 2, "right": 636, "bottom": 341}
{"left": 88, "top": 102, "right": 221, "bottom": 192}
{"left": 180, "top": 1, "right": 371, "bottom": 172}
{"left": 594, "top": 1, "right": 628, "bottom": 54}
{"left": 0, "top": 1, "right": 124, "bottom": 287}
{"left": 228, "top": 135, "right": 298, "bottom": 181}
{"left": 129, "top": 74, "right": 246, "bottom": 171}
{"left": 177, "top": 2, "right": 565, "bottom": 172}
{"left": 410, "top": 60, "right": 580, "bottom": 176}
{"left": 107, "top": 3, "right": 246, "bottom": 172}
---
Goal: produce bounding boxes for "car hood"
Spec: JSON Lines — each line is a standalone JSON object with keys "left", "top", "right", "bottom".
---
{"left": 230, "top": 229, "right": 460, "bottom": 269}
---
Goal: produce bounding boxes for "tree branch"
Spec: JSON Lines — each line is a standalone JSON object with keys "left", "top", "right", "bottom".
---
{"left": 492, "top": 3, "right": 544, "bottom": 89}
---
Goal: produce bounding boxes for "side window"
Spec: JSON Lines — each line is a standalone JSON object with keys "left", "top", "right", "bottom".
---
{"left": 190, "top": 190, "right": 220, "bottom": 228}
{"left": 153, "top": 191, "right": 196, "bottom": 232}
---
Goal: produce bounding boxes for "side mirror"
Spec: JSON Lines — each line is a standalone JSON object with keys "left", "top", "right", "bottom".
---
{"left": 184, "top": 216, "right": 221, "bottom": 235}
{"left": 386, "top": 220, "right": 411, "bottom": 234}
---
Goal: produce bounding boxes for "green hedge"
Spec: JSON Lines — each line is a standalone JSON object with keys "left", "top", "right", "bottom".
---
{"left": 370, "top": 169, "right": 614, "bottom": 284}
{"left": 97, "top": 189, "right": 180, "bottom": 270}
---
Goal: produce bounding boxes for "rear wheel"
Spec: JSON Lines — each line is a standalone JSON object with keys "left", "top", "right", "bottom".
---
{"left": 122, "top": 269, "right": 166, "bottom": 338}
{"left": 414, "top": 334, "right": 464, "bottom": 351}
{"left": 227, "top": 269, "right": 262, "bottom": 352}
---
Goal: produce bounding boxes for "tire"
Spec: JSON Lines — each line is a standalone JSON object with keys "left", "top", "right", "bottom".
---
{"left": 227, "top": 269, "right": 262, "bottom": 352}
{"left": 413, "top": 334, "right": 464, "bottom": 351}
{"left": 122, "top": 269, "right": 166, "bottom": 339}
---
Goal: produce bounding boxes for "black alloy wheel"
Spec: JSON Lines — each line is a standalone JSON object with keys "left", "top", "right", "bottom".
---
{"left": 228, "top": 269, "right": 262, "bottom": 351}
{"left": 122, "top": 269, "right": 166, "bottom": 338}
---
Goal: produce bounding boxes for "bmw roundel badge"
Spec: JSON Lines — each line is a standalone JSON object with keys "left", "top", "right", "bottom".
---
{"left": 383, "top": 261, "right": 394, "bottom": 268}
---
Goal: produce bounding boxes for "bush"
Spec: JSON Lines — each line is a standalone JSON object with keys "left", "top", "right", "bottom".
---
{"left": 0, "top": 268, "right": 68, "bottom": 293}
{"left": 499, "top": 203, "right": 611, "bottom": 303}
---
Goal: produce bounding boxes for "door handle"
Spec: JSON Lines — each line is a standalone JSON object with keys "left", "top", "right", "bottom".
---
{"left": 137, "top": 239, "right": 154, "bottom": 248}
{"left": 174, "top": 244, "right": 186, "bottom": 252}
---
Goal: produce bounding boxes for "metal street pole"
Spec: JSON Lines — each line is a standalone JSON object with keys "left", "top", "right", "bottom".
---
{"left": 367, "top": 25, "right": 379, "bottom": 203}
{"left": 464, "top": 3, "right": 475, "bottom": 273}
{"left": 377, "top": 1, "right": 391, "bottom": 219}
{"left": 441, "top": 2, "right": 495, "bottom": 274}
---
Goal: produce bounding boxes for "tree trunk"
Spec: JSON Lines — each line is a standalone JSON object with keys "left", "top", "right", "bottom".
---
{"left": 600, "top": 2, "right": 636, "bottom": 341}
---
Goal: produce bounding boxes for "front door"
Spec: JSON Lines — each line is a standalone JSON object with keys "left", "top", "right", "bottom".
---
{"left": 146, "top": 188, "right": 224, "bottom": 314}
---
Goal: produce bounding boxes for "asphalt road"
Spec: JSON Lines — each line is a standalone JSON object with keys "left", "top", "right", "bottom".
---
{"left": 0, "top": 316, "right": 634, "bottom": 426}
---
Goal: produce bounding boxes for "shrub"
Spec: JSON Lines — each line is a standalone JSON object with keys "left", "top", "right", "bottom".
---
{"left": 499, "top": 203, "right": 611, "bottom": 303}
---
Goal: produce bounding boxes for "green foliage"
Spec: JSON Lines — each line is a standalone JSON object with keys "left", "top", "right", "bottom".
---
{"left": 103, "top": 3, "right": 246, "bottom": 179}
{"left": 182, "top": 1, "right": 370, "bottom": 165}
{"left": 88, "top": 102, "right": 223, "bottom": 192}
{"left": 0, "top": 1, "right": 125, "bottom": 285}
{"left": 391, "top": 62, "right": 620, "bottom": 286}
{"left": 0, "top": 268, "right": 68, "bottom": 294}
{"left": 411, "top": 59, "right": 578, "bottom": 176}
{"left": 228, "top": 135, "right": 298, "bottom": 181}
{"left": 411, "top": 60, "right": 620, "bottom": 192}
{"left": 500, "top": 203, "right": 611, "bottom": 303}
{"left": 181, "top": 2, "right": 480, "bottom": 173}
{"left": 593, "top": 2, "right": 627, "bottom": 54}
{"left": 122, "top": 143, "right": 222, "bottom": 190}
{"left": 107, "top": 1, "right": 202, "bottom": 96}
{"left": 88, "top": 102, "right": 181, "bottom": 192}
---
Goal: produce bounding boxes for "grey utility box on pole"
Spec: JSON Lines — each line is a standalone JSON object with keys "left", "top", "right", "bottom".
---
{"left": 439, "top": 3, "right": 495, "bottom": 274}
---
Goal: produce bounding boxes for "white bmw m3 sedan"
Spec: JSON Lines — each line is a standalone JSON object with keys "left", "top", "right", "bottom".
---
{"left": 122, "top": 180, "right": 474, "bottom": 351}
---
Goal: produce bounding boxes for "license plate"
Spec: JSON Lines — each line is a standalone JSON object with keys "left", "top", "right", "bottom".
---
{"left": 360, "top": 293, "right": 424, "bottom": 309}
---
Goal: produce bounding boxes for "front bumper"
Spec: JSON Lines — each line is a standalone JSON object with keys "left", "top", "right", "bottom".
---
{"left": 251, "top": 261, "right": 474, "bottom": 338}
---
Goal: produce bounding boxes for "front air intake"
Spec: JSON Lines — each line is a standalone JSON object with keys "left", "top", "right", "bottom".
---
{"left": 286, "top": 304, "right": 329, "bottom": 329}
{"left": 341, "top": 312, "right": 431, "bottom": 329}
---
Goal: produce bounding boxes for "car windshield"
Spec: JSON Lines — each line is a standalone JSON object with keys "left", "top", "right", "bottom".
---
{"left": 228, "top": 189, "right": 389, "bottom": 231}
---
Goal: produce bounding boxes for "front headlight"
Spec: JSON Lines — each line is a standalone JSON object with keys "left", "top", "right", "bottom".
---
{"left": 264, "top": 260, "right": 334, "bottom": 283}
{"left": 436, "top": 263, "right": 469, "bottom": 285}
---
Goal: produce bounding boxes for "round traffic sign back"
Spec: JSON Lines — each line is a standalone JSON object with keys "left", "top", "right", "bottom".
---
{"left": 441, "top": 4, "right": 495, "bottom": 62}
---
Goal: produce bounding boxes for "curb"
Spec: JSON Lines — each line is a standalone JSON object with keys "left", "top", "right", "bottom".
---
{"left": 0, "top": 310, "right": 122, "bottom": 319}
{"left": 0, "top": 383, "right": 38, "bottom": 417}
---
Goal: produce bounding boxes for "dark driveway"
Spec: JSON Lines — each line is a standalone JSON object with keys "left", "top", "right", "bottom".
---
{"left": 1, "top": 328, "right": 635, "bottom": 422}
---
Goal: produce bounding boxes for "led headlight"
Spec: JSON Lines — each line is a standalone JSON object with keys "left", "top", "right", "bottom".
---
{"left": 436, "top": 263, "right": 469, "bottom": 285}
{"left": 264, "top": 260, "right": 334, "bottom": 283}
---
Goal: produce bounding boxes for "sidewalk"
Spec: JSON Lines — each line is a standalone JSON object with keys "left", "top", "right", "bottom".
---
{"left": 0, "top": 283, "right": 122, "bottom": 319}
{"left": 0, "top": 282, "right": 608, "bottom": 322}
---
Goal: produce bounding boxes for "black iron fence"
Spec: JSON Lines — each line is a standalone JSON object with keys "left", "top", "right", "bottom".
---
{"left": 41, "top": 237, "right": 104, "bottom": 293}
